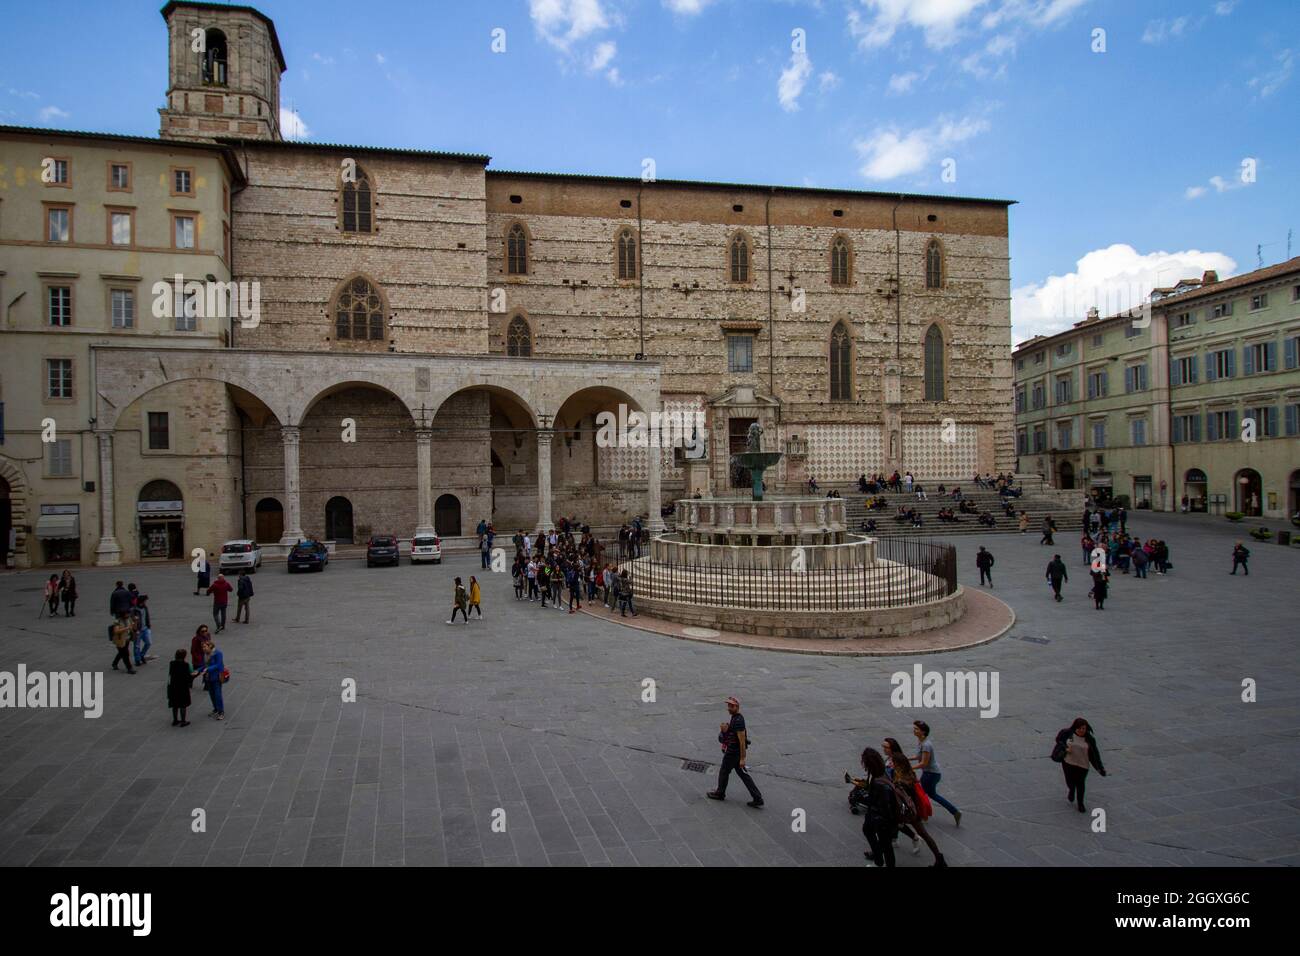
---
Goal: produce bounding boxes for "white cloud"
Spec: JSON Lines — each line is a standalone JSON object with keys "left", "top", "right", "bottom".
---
{"left": 1215, "top": 0, "right": 1238, "bottom": 14}
{"left": 888, "top": 70, "right": 921, "bottom": 93}
{"left": 1011, "top": 244, "right": 1237, "bottom": 343}
{"left": 1184, "top": 185, "right": 1207, "bottom": 200}
{"left": 663, "top": 0, "right": 715, "bottom": 13}
{"left": 854, "top": 114, "right": 990, "bottom": 180}
{"left": 311, "top": 52, "right": 335, "bottom": 65}
{"left": 1141, "top": 17, "right": 1189, "bottom": 44}
{"left": 961, "top": 33, "right": 1017, "bottom": 77}
{"left": 819, "top": 70, "right": 841, "bottom": 92}
{"left": 280, "top": 107, "right": 311, "bottom": 140}
{"left": 8, "top": 88, "right": 40, "bottom": 100}
{"left": 981, "top": 0, "right": 1088, "bottom": 30}
{"left": 1248, "top": 48, "right": 1294, "bottom": 98}
{"left": 589, "top": 40, "right": 617, "bottom": 71}
{"left": 847, "top": 0, "right": 987, "bottom": 50}
{"left": 778, "top": 48, "right": 813, "bottom": 111}
{"left": 529, "top": 0, "right": 611, "bottom": 51}
{"left": 38, "top": 105, "right": 70, "bottom": 122}
{"left": 375, "top": 53, "right": 387, "bottom": 64}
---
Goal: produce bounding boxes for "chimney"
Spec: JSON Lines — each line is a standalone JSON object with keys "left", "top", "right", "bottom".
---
{"left": 1202, "top": 270, "right": 1218, "bottom": 285}
{"left": 1086, "top": 306, "right": 1100, "bottom": 321}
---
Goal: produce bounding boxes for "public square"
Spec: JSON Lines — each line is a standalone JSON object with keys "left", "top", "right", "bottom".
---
{"left": 1, "top": 512, "right": 1296, "bottom": 868}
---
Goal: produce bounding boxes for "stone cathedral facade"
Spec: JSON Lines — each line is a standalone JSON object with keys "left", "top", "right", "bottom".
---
{"left": 0, "top": 1, "right": 1015, "bottom": 568}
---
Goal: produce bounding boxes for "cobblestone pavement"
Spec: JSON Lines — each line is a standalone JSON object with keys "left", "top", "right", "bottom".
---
{"left": 1, "top": 512, "right": 1297, "bottom": 866}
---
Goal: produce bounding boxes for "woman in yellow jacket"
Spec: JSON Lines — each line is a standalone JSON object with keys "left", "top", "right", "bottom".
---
{"left": 468, "top": 575, "right": 482, "bottom": 619}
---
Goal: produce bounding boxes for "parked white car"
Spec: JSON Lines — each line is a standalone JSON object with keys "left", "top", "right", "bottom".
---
{"left": 219, "top": 539, "right": 262, "bottom": 573}
{"left": 409, "top": 533, "right": 442, "bottom": 564}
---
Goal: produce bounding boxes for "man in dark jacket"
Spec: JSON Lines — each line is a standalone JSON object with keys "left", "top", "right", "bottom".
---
{"left": 235, "top": 570, "right": 254, "bottom": 623}
{"left": 1045, "top": 555, "right": 1068, "bottom": 602}
{"left": 707, "top": 696, "right": 763, "bottom": 808}
{"left": 109, "top": 581, "right": 132, "bottom": 617}
{"left": 1230, "top": 542, "right": 1250, "bottom": 575}
{"left": 975, "top": 546, "right": 994, "bottom": 587}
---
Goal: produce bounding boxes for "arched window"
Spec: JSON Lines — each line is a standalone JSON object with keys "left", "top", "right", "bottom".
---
{"left": 334, "top": 276, "right": 384, "bottom": 341}
{"left": 830, "top": 237, "right": 851, "bottom": 287}
{"left": 506, "top": 314, "right": 532, "bottom": 357}
{"left": 925, "top": 239, "right": 943, "bottom": 289}
{"left": 616, "top": 228, "right": 637, "bottom": 280}
{"left": 506, "top": 224, "right": 528, "bottom": 275}
{"left": 830, "top": 322, "right": 853, "bottom": 401}
{"left": 730, "top": 233, "right": 750, "bottom": 283}
{"left": 923, "top": 324, "right": 945, "bottom": 401}
{"left": 341, "top": 165, "right": 374, "bottom": 234}
{"left": 202, "top": 29, "right": 228, "bottom": 86}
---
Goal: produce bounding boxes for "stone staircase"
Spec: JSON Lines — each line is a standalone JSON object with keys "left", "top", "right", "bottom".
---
{"left": 830, "top": 483, "right": 1083, "bottom": 538}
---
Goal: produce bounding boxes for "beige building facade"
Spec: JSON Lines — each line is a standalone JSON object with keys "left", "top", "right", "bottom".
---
{"left": 1014, "top": 258, "right": 1300, "bottom": 520}
{"left": 2, "top": 0, "right": 1016, "bottom": 569}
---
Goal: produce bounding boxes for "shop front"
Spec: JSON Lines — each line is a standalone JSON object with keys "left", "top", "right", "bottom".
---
{"left": 35, "top": 504, "right": 81, "bottom": 563}
{"left": 137, "top": 480, "right": 185, "bottom": 559}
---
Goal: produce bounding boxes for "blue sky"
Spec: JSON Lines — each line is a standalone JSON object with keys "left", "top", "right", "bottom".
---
{"left": 3, "top": 0, "right": 1296, "bottom": 343}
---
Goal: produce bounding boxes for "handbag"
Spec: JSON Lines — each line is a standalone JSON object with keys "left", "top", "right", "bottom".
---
{"left": 912, "top": 781, "right": 933, "bottom": 819}
{"left": 220, "top": 668, "right": 231, "bottom": 684}
{"left": 1051, "top": 737, "right": 1067, "bottom": 763}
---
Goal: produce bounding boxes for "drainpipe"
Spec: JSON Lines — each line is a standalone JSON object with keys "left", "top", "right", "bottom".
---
{"left": 892, "top": 196, "right": 904, "bottom": 359}
{"left": 637, "top": 184, "right": 645, "bottom": 359}
{"left": 766, "top": 189, "right": 775, "bottom": 402}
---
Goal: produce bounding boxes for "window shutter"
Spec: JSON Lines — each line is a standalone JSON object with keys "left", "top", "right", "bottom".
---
{"left": 1205, "top": 354, "right": 1215, "bottom": 381}
{"left": 1285, "top": 337, "right": 1298, "bottom": 370}
{"left": 1265, "top": 341, "right": 1277, "bottom": 371}
{"left": 1173, "top": 418, "right": 1183, "bottom": 443}
{"left": 1226, "top": 350, "right": 1235, "bottom": 377}
{"left": 1207, "top": 414, "right": 1218, "bottom": 441}
{"left": 1228, "top": 410, "right": 1238, "bottom": 438}
{"left": 1124, "top": 367, "right": 1133, "bottom": 393}
{"left": 1192, "top": 415, "right": 1201, "bottom": 442}
{"left": 1243, "top": 345, "right": 1255, "bottom": 375}
{"left": 1189, "top": 358, "right": 1198, "bottom": 383}
{"left": 1267, "top": 406, "right": 1278, "bottom": 437}
{"left": 1286, "top": 405, "right": 1299, "bottom": 436}
{"left": 1169, "top": 359, "right": 1179, "bottom": 386}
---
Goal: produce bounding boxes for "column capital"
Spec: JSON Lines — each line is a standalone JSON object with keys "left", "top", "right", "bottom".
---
{"left": 281, "top": 424, "right": 301, "bottom": 444}
{"left": 536, "top": 428, "right": 555, "bottom": 445}
{"left": 415, "top": 428, "right": 434, "bottom": 444}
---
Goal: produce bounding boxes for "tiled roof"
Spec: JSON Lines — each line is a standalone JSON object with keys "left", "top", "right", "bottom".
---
{"left": 1151, "top": 256, "right": 1300, "bottom": 309}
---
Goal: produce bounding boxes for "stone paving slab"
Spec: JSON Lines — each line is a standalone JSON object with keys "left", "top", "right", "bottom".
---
{"left": 0, "top": 511, "right": 1298, "bottom": 866}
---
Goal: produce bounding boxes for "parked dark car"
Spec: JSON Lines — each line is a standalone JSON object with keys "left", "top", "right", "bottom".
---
{"left": 366, "top": 535, "right": 400, "bottom": 567}
{"left": 287, "top": 539, "right": 329, "bottom": 573}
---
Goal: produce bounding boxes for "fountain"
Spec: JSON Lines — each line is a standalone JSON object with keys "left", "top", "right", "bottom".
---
{"left": 730, "top": 422, "right": 782, "bottom": 501}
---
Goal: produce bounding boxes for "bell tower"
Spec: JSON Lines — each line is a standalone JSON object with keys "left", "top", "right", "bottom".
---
{"left": 159, "top": 1, "right": 286, "bottom": 142}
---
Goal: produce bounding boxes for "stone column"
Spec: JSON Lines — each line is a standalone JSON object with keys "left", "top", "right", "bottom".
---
{"left": 415, "top": 429, "right": 434, "bottom": 535}
{"left": 93, "top": 431, "right": 123, "bottom": 566}
{"left": 279, "top": 425, "right": 305, "bottom": 544}
{"left": 647, "top": 447, "right": 665, "bottom": 532}
{"left": 536, "top": 429, "right": 553, "bottom": 531}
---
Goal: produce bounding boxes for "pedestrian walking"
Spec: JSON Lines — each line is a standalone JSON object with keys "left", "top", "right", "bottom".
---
{"left": 480, "top": 533, "right": 492, "bottom": 570}
{"left": 109, "top": 580, "right": 132, "bottom": 618}
{"left": 43, "top": 574, "right": 61, "bottom": 617}
{"left": 133, "top": 595, "right": 153, "bottom": 666}
{"left": 855, "top": 748, "right": 898, "bottom": 867}
{"left": 448, "top": 577, "right": 469, "bottom": 624}
{"left": 1230, "top": 541, "right": 1250, "bottom": 576}
{"left": 194, "top": 554, "right": 211, "bottom": 595}
{"left": 1090, "top": 568, "right": 1109, "bottom": 610}
{"left": 1051, "top": 717, "right": 1107, "bottom": 813}
{"left": 1040, "top": 515, "right": 1056, "bottom": 545}
{"left": 565, "top": 564, "right": 582, "bottom": 613}
{"left": 1018, "top": 511, "right": 1029, "bottom": 534}
{"left": 59, "top": 570, "right": 77, "bottom": 616}
{"left": 469, "top": 576, "right": 483, "bottom": 618}
{"left": 975, "top": 546, "right": 994, "bottom": 587}
{"left": 1131, "top": 545, "right": 1149, "bottom": 579}
{"left": 207, "top": 573, "right": 233, "bottom": 632}
{"left": 234, "top": 570, "right": 253, "bottom": 623}
{"left": 887, "top": 749, "right": 946, "bottom": 866}
{"left": 110, "top": 613, "right": 136, "bottom": 674}
{"left": 168, "top": 649, "right": 197, "bottom": 727}
{"left": 200, "top": 640, "right": 227, "bottom": 720}
{"left": 1045, "top": 554, "right": 1068, "bottom": 602}
{"left": 911, "top": 721, "right": 961, "bottom": 826}
{"left": 706, "top": 696, "right": 764, "bottom": 808}
{"left": 616, "top": 569, "right": 637, "bottom": 617}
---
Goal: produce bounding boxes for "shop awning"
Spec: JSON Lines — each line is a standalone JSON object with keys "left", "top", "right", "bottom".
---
{"left": 35, "top": 514, "right": 80, "bottom": 540}
{"left": 137, "top": 501, "right": 184, "bottom": 519}
{"left": 1089, "top": 475, "right": 1113, "bottom": 487}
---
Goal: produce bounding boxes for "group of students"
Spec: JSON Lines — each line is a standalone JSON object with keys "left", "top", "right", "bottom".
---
{"left": 1080, "top": 531, "right": 1170, "bottom": 578}
{"left": 106, "top": 581, "right": 154, "bottom": 673}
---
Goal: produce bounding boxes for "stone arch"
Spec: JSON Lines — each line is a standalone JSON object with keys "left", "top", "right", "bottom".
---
{"left": 430, "top": 382, "right": 539, "bottom": 429}
{"left": 294, "top": 378, "right": 417, "bottom": 427}
{"left": 0, "top": 458, "right": 30, "bottom": 568}
{"left": 97, "top": 369, "right": 288, "bottom": 433}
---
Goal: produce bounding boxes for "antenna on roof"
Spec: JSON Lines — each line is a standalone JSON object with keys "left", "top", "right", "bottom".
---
{"left": 1257, "top": 244, "right": 1263, "bottom": 269}
{"left": 1289, "top": 228, "right": 1293, "bottom": 260}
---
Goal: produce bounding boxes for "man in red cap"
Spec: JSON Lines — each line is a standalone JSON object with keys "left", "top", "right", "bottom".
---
{"left": 707, "top": 696, "right": 763, "bottom": 808}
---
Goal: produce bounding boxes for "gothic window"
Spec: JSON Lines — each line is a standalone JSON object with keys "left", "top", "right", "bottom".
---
{"left": 830, "top": 322, "right": 853, "bottom": 401}
{"left": 925, "top": 239, "right": 943, "bottom": 289}
{"left": 506, "top": 315, "right": 532, "bottom": 356}
{"left": 333, "top": 276, "right": 385, "bottom": 341}
{"left": 616, "top": 228, "right": 637, "bottom": 280}
{"left": 923, "top": 324, "right": 945, "bottom": 401}
{"left": 341, "top": 165, "right": 374, "bottom": 233}
{"left": 507, "top": 224, "right": 529, "bottom": 275}
{"left": 729, "top": 233, "right": 750, "bottom": 283}
{"left": 831, "top": 237, "right": 851, "bottom": 286}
